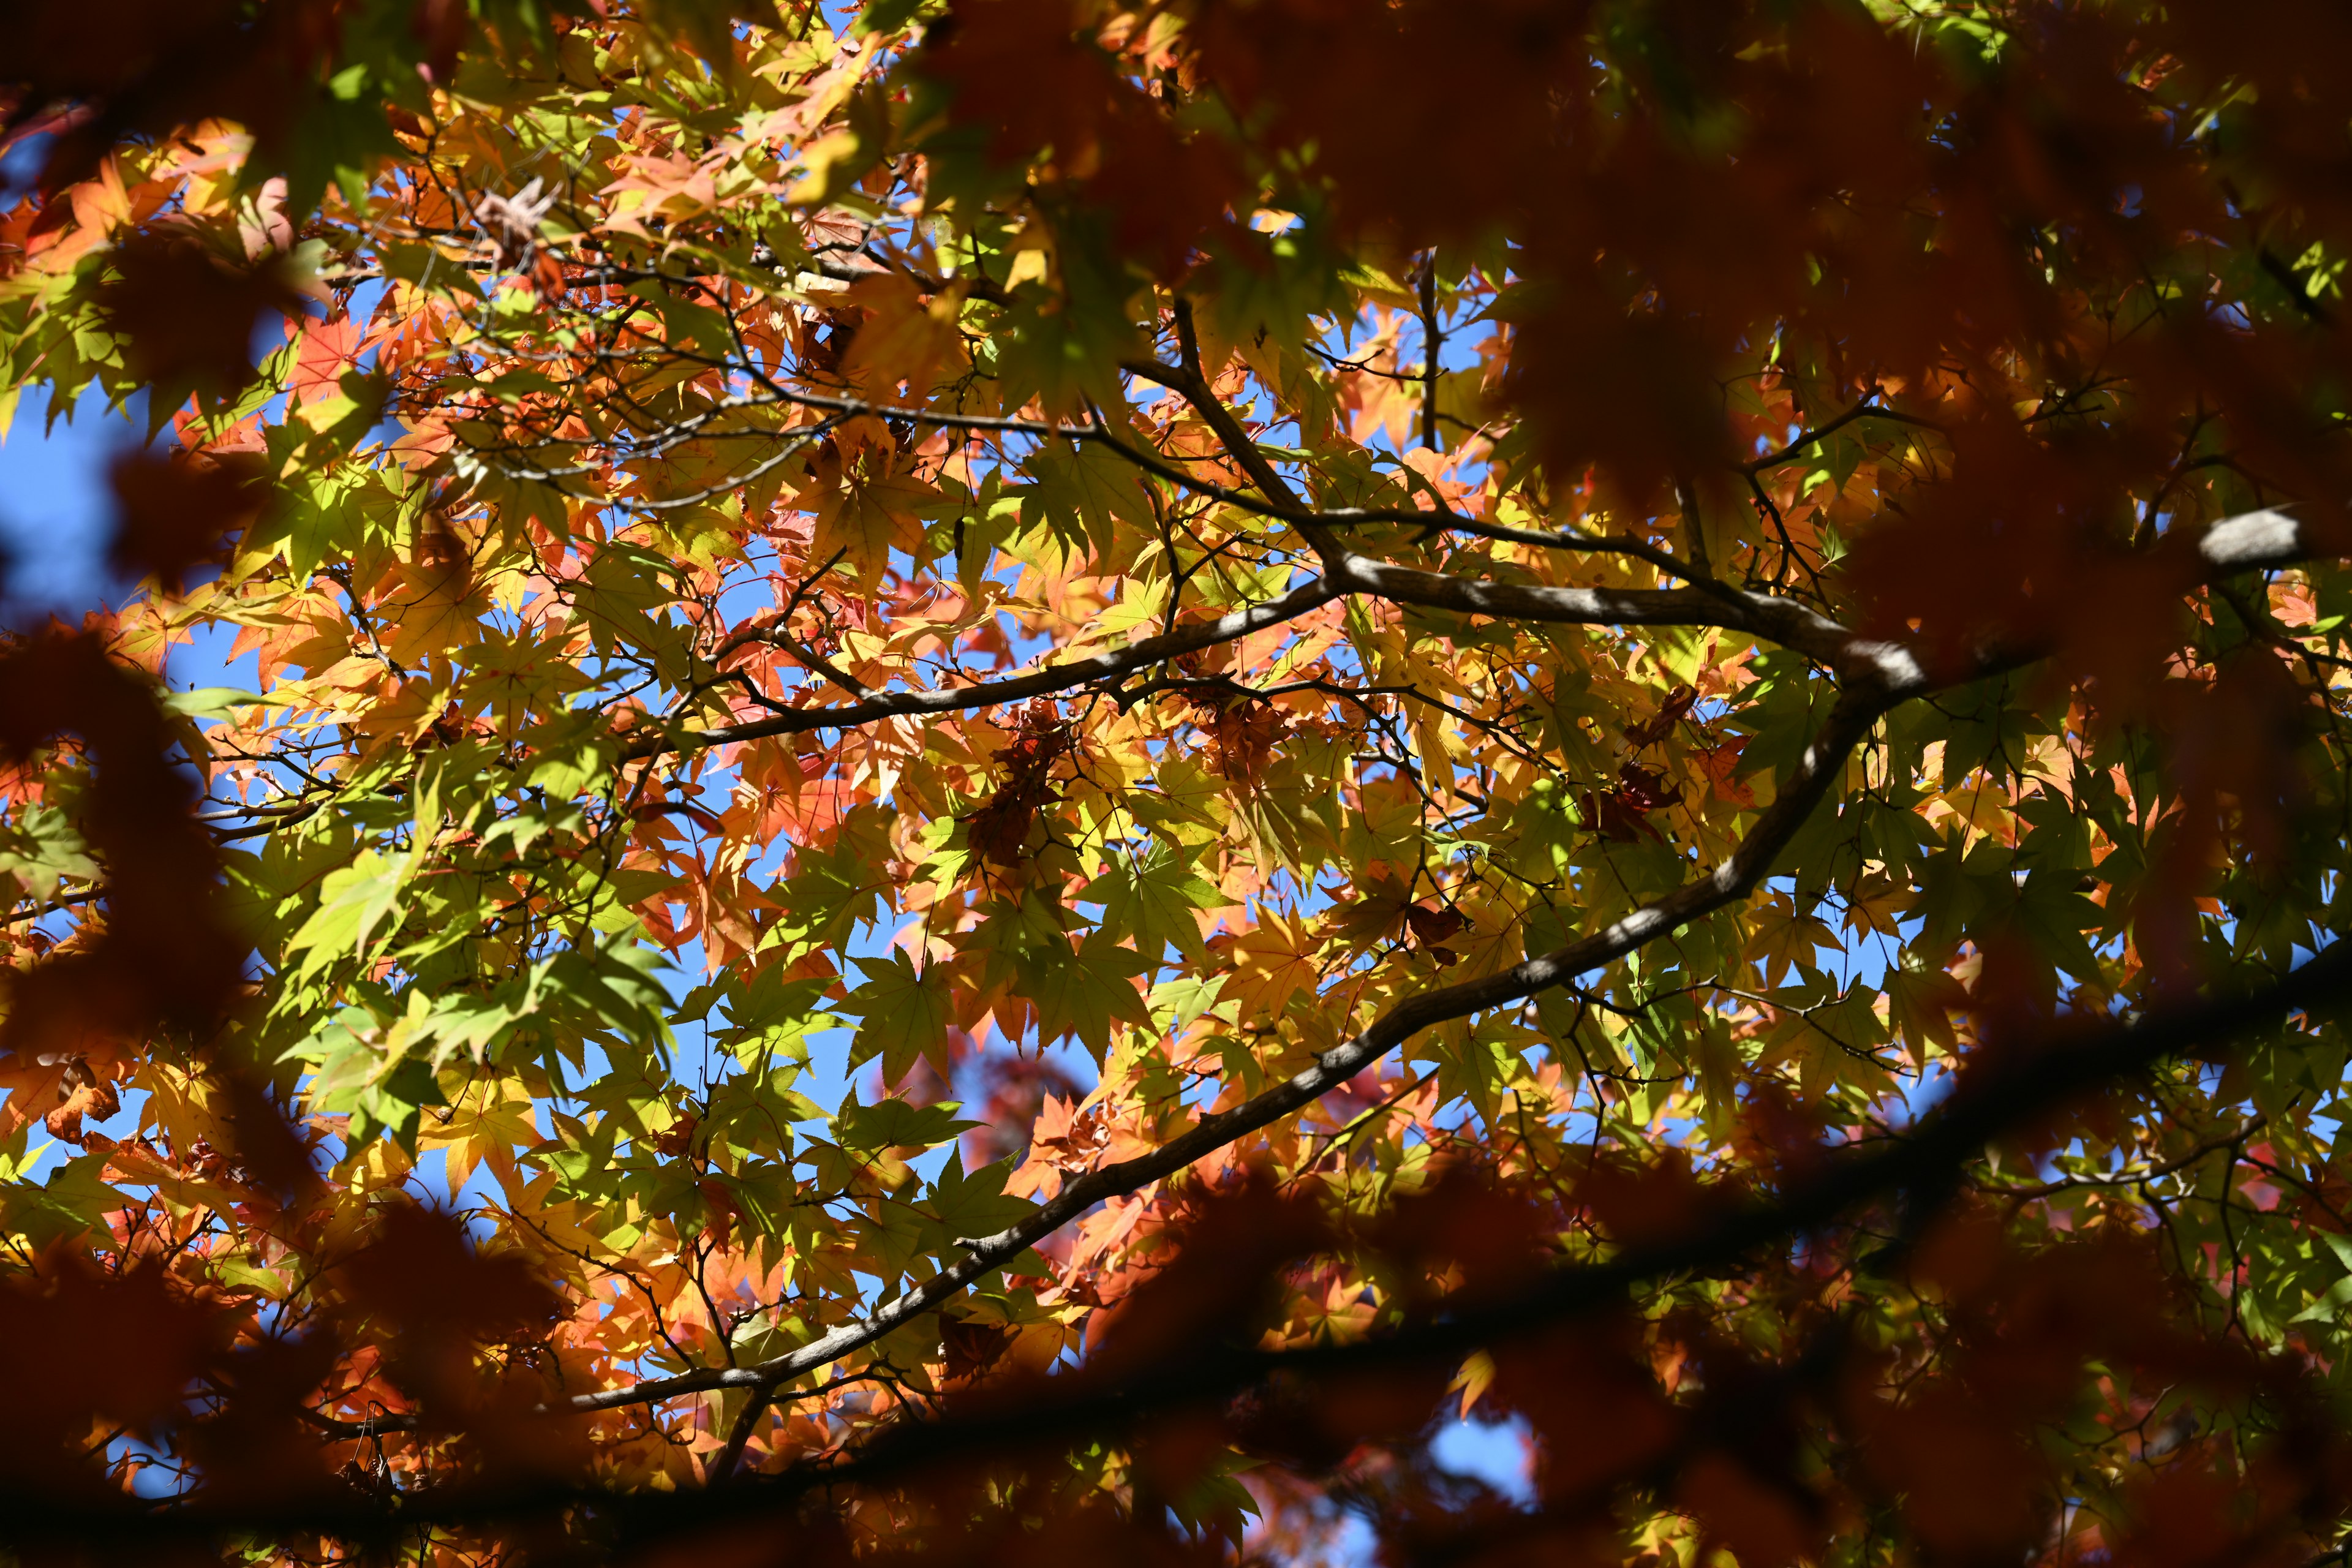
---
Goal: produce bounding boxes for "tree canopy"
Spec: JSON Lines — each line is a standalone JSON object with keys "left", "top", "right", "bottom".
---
{"left": 4, "top": 1, "right": 2352, "bottom": 1562}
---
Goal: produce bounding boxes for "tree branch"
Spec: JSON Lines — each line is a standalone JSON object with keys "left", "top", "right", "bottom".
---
{"left": 622, "top": 575, "right": 1346, "bottom": 759}
{"left": 572, "top": 505, "right": 2334, "bottom": 1423}
{"left": 445, "top": 677, "right": 1902, "bottom": 1427}
{"left": 61, "top": 938, "right": 2352, "bottom": 1541}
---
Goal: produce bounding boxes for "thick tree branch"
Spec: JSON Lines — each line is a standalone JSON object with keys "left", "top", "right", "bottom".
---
{"left": 422, "top": 677, "right": 1903, "bottom": 1431}
{"left": 567, "top": 504, "right": 2331, "bottom": 1422}
{"left": 712, "top": 625, "right": 880, "bottom": 701}
{"left": 622, "top": 575, "right": 1346, "bottom": 758}
{"left": 69, "top": 937, "right": 2352, "bottom": 1539}
{"left": 1323, "top": 552, "right": 1863, "bottom": 667}
{"left": 626, "top": 558, "right": 1872, "bottom": 761}
{"left": 730, "top": 935, "right": 2352, "bottom": 1513}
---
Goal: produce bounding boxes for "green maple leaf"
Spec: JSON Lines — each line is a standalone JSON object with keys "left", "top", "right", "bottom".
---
{"left": 1084, "top": 849, "right": 1220, "bottom": 967}
{"left": 1022, "top": 440, "right": 1149, "bottom": 565}
{"left": 1024, "top": 930, "right": 1155, "bottom": 1063}
{"left": 843, "top": 949, "right": 954, "bottom": 1086}
{"left": 0, "top": 1152, "right": 123, "bottom": 1251}
{"left": 284, "top": 849, "right": 407, "bottom": 982}
{"left": 921, "top": 1150, "right": 1039, "bottom": 1256}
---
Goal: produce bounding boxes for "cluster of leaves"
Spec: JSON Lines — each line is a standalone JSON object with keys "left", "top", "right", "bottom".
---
{"left": 2, "top": 0, "right": 2352, "bottom": 1563}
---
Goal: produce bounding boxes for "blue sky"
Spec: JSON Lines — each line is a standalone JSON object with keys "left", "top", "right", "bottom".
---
{"left": 0, "top": 385, "right": 1538, "bottom": 1511}
{"left": 0, "top": 386, "right": 153, "bottom": 616}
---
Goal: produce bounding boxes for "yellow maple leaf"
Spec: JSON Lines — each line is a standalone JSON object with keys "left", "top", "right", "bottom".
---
{"left": 1217, "top": 911, "right": 1322, "bottom": 1020}
{"left": 801, "top": 458, "right": 933, "bottom": 587}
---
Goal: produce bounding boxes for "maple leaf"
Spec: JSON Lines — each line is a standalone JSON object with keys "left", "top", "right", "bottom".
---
{"left": 1328, "top": 867, "right": 1417, "bottom": 948}
{"left": 42, "top": 1059, "right": 120, "bottom": 1144}
{"left": 1084, "top": 850, "right": 1219, "bottom": 967}
{"left": 839, "top": 273, "right": 968, "bottom": 399}
{"left": 1402, "top": 902, "right": 1467, "bottom": 964}
{"left": 1578, "top": 761, "right": 1683, "bottom": 844}
{"left": 290, "top": 311, "right": 368, "bottom": 410}
{"left": 843, "top": 950, "right": 956, "bottom": 1088}
{"left": 1215, "top": 911, "right": 1321, "bottom": 1021}
{"left": 7, "top": 1, "right": 2352, "bottom": 1558}
{"left": 1025, "top": 931, "right": 1154, "bottom": 1059}
{"left": 803, "top": 458, "right": 933, "bottom": 587}
{"left": 424, "top": 1077, "right": 541, "bottom": 1198}
{"left": 1023, "top": 439, "right": 1150, "bottom": 565}
{"left": 380, "top": 523, "right": 489, "bottom": 665}
{"left": 285, "top": 850, "right": 407, "bottom": 983}
{"left": 1623, "top": 684, "right": 1698, "bottom": 748}
{"left": 107, "top": 451, "right": 264, "bottom": 595}
{"left": 95, "top": 236, "right": 300, "bottom": 398}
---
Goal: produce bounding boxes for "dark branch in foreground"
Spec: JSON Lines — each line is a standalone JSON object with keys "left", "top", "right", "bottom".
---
{"left": 10, "top": 938, "right": 2346, "bottom": 1547}
{"left": 397, "top": 505, "right": 2336, "bottom": 1438}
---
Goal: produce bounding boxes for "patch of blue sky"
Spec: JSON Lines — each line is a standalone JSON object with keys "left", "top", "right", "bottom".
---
{"left": 0, "top": 132, "right": 48, "bottom": 202}
{"left": 0, "top": 389, "right": 165, "bottom": 1175}
{"left": 0, "top": 246, "right": 2035, "bottom": 1368}
{"left": 1431, "top": 1411, "right": 1536, "bottom": 1504}
{"left": 0, "top": 384, "right": 159, "bottom": 619}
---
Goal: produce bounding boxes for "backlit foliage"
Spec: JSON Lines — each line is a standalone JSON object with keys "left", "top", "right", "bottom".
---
{"left": 4, "top": 1, "right": 2352, "bottom": 1563}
